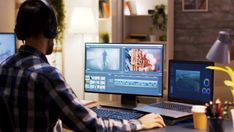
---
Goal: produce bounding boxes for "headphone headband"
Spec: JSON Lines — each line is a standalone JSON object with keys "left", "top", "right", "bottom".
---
{"left": 41, "top": 0, "right": 50, "bottom": 7}
{"left": 14, "top": 0, "right": 58, "bottom": 40}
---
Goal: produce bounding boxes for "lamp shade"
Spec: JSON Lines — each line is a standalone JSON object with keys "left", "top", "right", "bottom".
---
{"left": 206, "top": 31, "right": 232, "bottom": 64}
{"left": 69, "top": 7, "right": 97, "bottom": 34}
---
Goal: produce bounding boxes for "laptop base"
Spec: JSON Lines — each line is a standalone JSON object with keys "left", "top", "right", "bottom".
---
{"left": 163, "top": 115, "right": 193, "bottom": 126}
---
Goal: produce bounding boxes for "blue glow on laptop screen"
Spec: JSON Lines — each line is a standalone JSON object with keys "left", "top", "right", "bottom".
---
{"left": 0, "top": 33, "right": 16, "bottom": 64}
{"left": 169, "top": 60, "right": 214, "bottom": 104}
{"left": 84, "top": 43, "right": 164, "bottom": 96}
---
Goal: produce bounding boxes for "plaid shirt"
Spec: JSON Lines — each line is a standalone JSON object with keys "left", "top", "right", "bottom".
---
{"left": 0, "top": 45, "right": 142, "bottom": 132}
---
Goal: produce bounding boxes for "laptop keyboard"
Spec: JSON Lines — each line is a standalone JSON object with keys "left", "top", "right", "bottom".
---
{"left": 150, "top": 102, "right": 192, "bottom": 113}
{"left": 91, "top": 107, "right": 144, "bottom": 120}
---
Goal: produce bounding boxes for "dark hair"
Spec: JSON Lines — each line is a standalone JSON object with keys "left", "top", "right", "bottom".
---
{"left": 14, "top": 0, "right": 58, "bottom": 40}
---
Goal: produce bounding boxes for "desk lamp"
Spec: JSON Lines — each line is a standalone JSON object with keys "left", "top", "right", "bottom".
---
{"left": 206, "top": 31, "right": 234, "bottom": 98}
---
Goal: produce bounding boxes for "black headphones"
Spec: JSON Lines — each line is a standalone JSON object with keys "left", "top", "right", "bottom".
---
{"left": 14, "top": 0, "right": 58, "bottom": 40}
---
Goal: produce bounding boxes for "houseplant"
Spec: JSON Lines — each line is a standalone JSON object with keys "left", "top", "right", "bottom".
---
{"left": 48, "top": 0, "right": 65, "bottom": 71}
{"left": 49, "top": 0, "right": 65, "bottom": 47}
{"left": 149, "top": 4, "right": 167, "bottom": 41}
{"left": 207, "top": 65, "right": 234, "bottom": 126}
{"left": 206, "top": 66, "right": 234, "bottom": 98}
{"left": 99, "top": 32, "right": 110, "bottom": 43}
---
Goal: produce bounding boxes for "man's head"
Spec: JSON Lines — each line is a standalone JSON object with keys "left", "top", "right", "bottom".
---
{"left": 15, "top": 0, "right": 58, "bottom": 54}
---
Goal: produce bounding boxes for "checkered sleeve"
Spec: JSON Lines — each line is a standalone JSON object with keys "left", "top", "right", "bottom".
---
{"left": 42, "top": 68, "right": 142, "bottom": 131}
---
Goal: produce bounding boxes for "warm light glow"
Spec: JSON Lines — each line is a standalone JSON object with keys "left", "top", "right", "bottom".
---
{"left": 69, "top": 7, "right": 97, "bottom": 34}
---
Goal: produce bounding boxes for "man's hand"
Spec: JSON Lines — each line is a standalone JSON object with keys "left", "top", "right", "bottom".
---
{"left": 138, "top": 113, "right": 166, "bottom": 129}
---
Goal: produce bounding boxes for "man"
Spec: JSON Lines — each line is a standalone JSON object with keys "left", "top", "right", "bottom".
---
{"left": 1, "top": 0, "right": 165, "bottom": 131}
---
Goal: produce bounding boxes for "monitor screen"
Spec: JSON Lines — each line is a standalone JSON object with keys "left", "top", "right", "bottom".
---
{"left": 0, "top": 33, "right": 16, "bottom": 64}
{"left": 168, "top": 60, "right": 214, "bottom": 104}
{"left": 84, "top": 43, "right": 164, "bottom": 98}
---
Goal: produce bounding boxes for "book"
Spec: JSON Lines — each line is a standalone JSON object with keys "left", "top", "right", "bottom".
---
{"left": 99, "top": 0, "right": 104, "bottom": 18}
{"left": 102, "top": 2, "right": 110, "bottom": 18}
{"left": 125, "top": 1, "right": 137, "bottom": 15}
{"left": 129, "top": 33, "right": 147, "bottom": 41}
{"left": 99, "top": 0, "right": 110, "bottom": 18}
{"left": 80, "top": 100, "right": 98, "bottom": 108}
{"left": 124, "top": 2, "right": 131, "bottom": 15}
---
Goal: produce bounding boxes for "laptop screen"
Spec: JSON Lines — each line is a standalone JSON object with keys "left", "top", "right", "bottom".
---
{"left": 168, "top": 60, "right": 214, "bottom": 105}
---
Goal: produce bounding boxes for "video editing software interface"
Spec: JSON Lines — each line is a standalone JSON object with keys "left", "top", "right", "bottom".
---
{"left": 0, "top": 33, "right": 16, "bottom": 64}
{"left": 168, "top": 60, "right": 214, "bottom": 104}
{"left": 84, "top": 43, "right": 164, "bottom": 96}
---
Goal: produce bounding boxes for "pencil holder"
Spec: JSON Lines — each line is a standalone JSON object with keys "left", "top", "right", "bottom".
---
{"left": 207, "top": 118, "right": 224, "bottom": 132}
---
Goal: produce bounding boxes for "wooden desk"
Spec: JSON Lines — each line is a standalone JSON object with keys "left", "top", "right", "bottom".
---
{"left": 63, "top": 101, "right": 234, "bottom": 132}
{"left": 142, "top": 120, "right": 233, "bottom": 132}
{"left": 63, "top": 120, "right": 233, "bottom": 132}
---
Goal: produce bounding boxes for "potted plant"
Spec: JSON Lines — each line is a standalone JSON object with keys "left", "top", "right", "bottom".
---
{"left": 149, "top": 4, "right": 167, "bottom": 41}
{"left": 206, "top": 66, "right": 234, "bottom": 99}
{"left": 49, "top": 0, "right": 65, "bottom": 48}
{"left": 99, "top": 32, "right": 110, "bottom": 43}
{"left": 206, "top": 66, "right": 234, "bottom": 123}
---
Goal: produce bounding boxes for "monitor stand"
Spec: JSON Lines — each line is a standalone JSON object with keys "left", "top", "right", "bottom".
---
{"left": 99, "top": 94, "right": 138, "bottom": 109}
{"left": 121, "top": 94, "right": 137, "bottom": 107}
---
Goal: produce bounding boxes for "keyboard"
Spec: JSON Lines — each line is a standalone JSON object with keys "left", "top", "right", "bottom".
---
{"left": 149, "top": 102, "right": 192, "bottom": 113}
{"left": 91, "top": 107, "right": 144, "bottom": 120}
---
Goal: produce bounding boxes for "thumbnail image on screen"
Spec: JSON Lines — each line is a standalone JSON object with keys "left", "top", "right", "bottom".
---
{"left": 84, "top": 43, "right": 164, "bottom": 97}
{"left": 0, "top": 33, "right": 16, "bottom": 64}
{"left": 86, "top": 48, "right": 120, "bottom": 71}
{"left": 124, "top": 48, "right": 162, "bottom": 72}
{"left": 175, "top": 70, "right": 200, "bottom": 93}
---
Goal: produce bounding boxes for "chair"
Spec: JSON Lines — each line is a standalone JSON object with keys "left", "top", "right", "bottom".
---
{"left": 0, "top": 96, "right": 15, "bottom": 132}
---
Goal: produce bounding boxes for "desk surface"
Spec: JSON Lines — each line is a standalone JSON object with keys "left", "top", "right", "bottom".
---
{"left": 63, "top": 117, "right": 233, "bottom": 132}
{"left": 98, "top": 101, "right": 234, "bottom": 132}
{"left": 142, "top": 120, "right": 233, "bottom": 132}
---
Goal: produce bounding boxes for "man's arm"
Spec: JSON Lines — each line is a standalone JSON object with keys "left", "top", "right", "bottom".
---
{"left": 42, "top": 68, "right": 165, "bottom": 131}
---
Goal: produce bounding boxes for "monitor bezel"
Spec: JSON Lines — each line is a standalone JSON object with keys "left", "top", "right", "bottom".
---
{"left": 167, "top": 59, "right": 214, "bottom": 105}
{"left": 0, "top": 33, "right": 17, "bottom": 62}
{"left": 84, "top": 42, "right": 165, "bottom": 97}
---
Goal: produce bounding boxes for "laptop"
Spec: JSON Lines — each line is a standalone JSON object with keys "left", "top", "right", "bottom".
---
{"left": 135, "top": 60, "right": 214, "bottom": 119}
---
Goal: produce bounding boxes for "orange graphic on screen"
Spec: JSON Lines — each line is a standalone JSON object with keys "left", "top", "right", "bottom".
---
{"left": 129, "top": 49, "right": 160, "bottom": 72}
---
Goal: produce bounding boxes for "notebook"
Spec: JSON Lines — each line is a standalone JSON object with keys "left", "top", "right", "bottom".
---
{"left": 135, "top": 60, "right": 214, "bottom": 119}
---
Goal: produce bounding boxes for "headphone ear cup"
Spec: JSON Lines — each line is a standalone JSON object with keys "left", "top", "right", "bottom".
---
{"left": 43, "top": 7, "right": 57, "bottom": 39}
{"left": 43, "top": 24, "right": 51, "bottom": 38}
{"left": 43, "top": 24, "right": 57, "bottom": 39}
{"left": 14, "top": 24, "right": 25, "bottom": 40}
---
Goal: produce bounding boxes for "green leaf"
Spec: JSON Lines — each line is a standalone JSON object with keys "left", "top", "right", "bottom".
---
{"left": 49, "top": 0, "right": 66, "bottom": 45}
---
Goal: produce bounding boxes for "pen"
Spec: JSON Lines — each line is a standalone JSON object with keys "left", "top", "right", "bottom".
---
{"left": 216, "top": 98, "right": 221, "bottom": 110}
{"left": 212, "top": 101, "right": 218, "bottom": 118}
{"left": 222, "top": 101, "right": 229, "bottom": 119}
{"left": 215, "top": 98, "right": 222, "bottom": 118}
{"left": 209, "top": 101, "right": 213, "bottom": 117}
{"left": 205, "top": 103, "right": 212, "bottom": 117}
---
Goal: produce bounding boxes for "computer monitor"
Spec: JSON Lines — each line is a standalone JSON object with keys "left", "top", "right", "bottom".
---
{"left": 84, "top": 43, "right": 164, "bottom": 106}
{"left": 0, "top": 33, "right": 16, "bottom": 64}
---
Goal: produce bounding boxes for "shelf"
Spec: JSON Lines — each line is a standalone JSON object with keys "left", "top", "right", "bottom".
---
{"left": 124, "top": 15, "right": 150, "bottom": 17}
{"left": 140, "top": 41, "right": 167, "bottom": 43}
{"left": 99, "top": 17, "right": 111, "bottom": 21}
